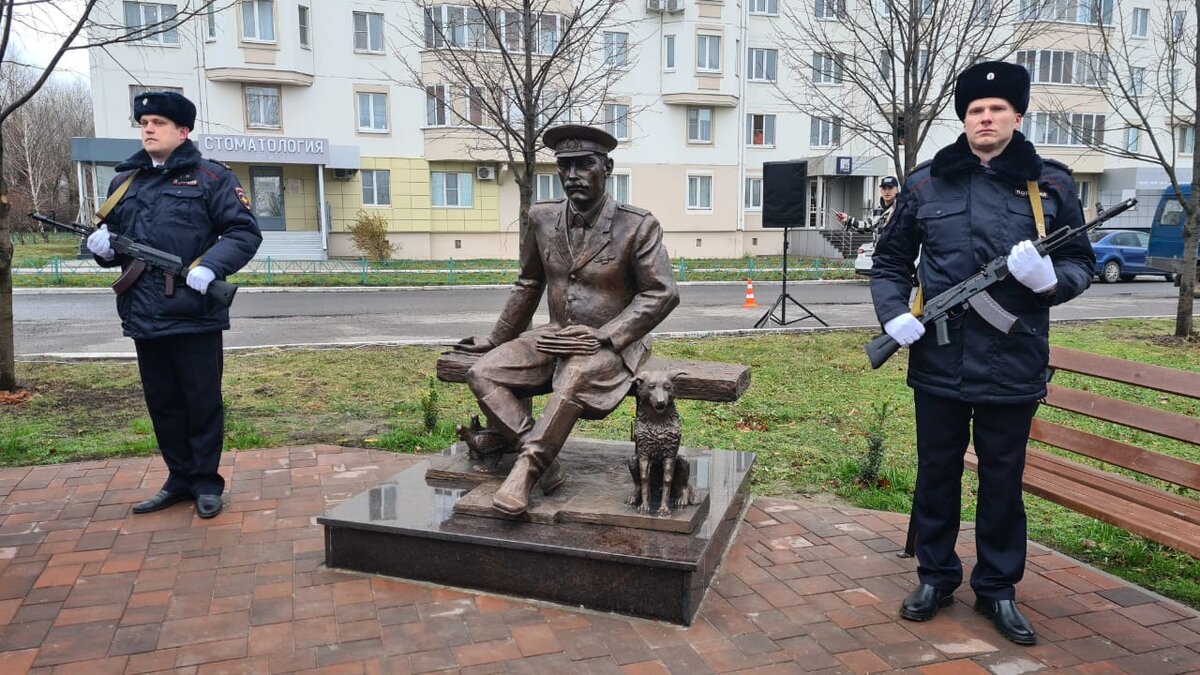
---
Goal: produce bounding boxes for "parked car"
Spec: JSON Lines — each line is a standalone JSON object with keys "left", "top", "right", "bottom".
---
{"left": 1147, "top": 184, "right": 1199, "bottom": 286}
{"left": 854, "top": 242, "right": 874, "bottom": 276}
{"left": 1090, "top": 229, "right": 1176, "bottom": 283}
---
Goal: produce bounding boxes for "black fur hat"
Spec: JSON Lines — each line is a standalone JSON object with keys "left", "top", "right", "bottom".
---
{"left": 133, "top": 91, "right": 197, "bottom": 129}
{"left": 953, "top": 61, "right": 1030, "bottom": 121}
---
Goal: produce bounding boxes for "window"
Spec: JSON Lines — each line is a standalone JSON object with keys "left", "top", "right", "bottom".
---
{"left": 468, "top": 87, "right": 486, "bottom": 125}
{"left": 878, "top": 50, "right": 892, "bottom": 80}
{"left": 814, "top": 0, "right": 844, "bottom": 20}
{"left": 537, "top": 14, "right": 562, "bottom": 54}
{"left": 603, "top": 103, "right": 629, "bottom": 140}
{"left": 813, "top": 52, "right": 843, "bottom": 84}
{"left": 354, "top": 11, "right": 384, "bottom": 52}
{"left": 810, "top": 116, "right": 841, "bottom": 147}
{"left": 747, "top": 48, "right": 777, "bottom": 82}
{"left": 358, "top": 91, "right": 388, "bottom": 132}
{"left": 745, "top": 177, "right": 763, "bottom": 209}
{"left": 1179, "top": 126, "right": 1195, "bottom": 154}
{"left": 1124, "top": 126, "right": 1140, "bottom": 152}
{"left": 432, "top": 171, "right": 474, "bottom": 207}
{"left": 746, "top": 114, "right": 776, "bottom": 146}
{"left": 1021, "top": 112, "right": 1105, "bottom": 146}
{"left": 1131, "top": 67, "right": 1145, "bottom": 96}
{"left": 1020, "top": 0, "right": 1113, "bottom": 24}
{"left": 205, "top": 3, "right": 216, "bottom": 39}
{"left": 606, "top": 173, "right": 630, "bottom": 204}
{"left": 241, "top": 0, "right": 274, "bottom": 42}
{"left": 129, "top": 85, "right": 183, "bottom": 125}
{"left": 687, "top": 175, "right": 713, "bottom": 209}
{"left": 971, "top": 0, "right": 992, "bottom": 21}
{"left": 298, "top": 6, "right": 310, "bottom": 48}
{"left": 361, "top": 170, "right": 391, "bottom": 206}
{"left": 1131, "top": 7, "right": 1149, "bottom": 36}
{"left": 245, "top": 86, "right": 280, "bottom": 128}
{"left": 664, "top": 35, "right": 675, "bottom": 71}
{"left": 123, "top": 2, "right": 179, "bottom": 45}
{"left": 536, "top": 174, "right": 564, "bottom": 201}
{"left": 426, "top": 86, "right": 449, "bottom": 126}
{"left": 1015, "top": 50, "right": 1108, "bottom": 86}
{"left": 1174, "top": 10, "right": 1186, "bottom": 38}
{"left": 687, "top": 107, "right": 713, "bottom": 143}
{"left": 604, "top": 32, "right": 628, "bottom": 67}
{"left": 748, "top": 0, "right": 778, "bottom": 14}
{"left": 697, "top": 34, "right": 721, "bottom": 72}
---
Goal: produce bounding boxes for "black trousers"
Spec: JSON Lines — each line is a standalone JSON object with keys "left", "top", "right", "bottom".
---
{"left": 911, "top": 390, "right": 1038, "bottom": 601}
{"left": 134, "top": 332, "right": 225, "bottom": 496}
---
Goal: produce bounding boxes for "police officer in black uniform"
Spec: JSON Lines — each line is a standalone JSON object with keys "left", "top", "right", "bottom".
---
{"left": 870, "top": 63, "right": 1094, "bottom": 645}
{"left": 87, "top": 92, "right": 262, "bottom": 519}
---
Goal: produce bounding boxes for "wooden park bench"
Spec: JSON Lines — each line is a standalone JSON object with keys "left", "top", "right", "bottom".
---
{"left": 964, "top": 346, "right": 1200, "bottom": 558}
{"left": 436, "top": 351, "right": 751, "bottom": 403}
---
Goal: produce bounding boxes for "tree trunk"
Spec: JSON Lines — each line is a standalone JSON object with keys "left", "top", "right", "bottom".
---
{"left": 0, "top": 140, "right": 16, "bottom": 391}
{"left": 1179, "top": 150, "right": 1200, "bottom": 338}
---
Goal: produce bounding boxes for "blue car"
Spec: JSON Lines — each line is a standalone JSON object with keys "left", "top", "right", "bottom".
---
{"left": 1090, "top": 230, "right": 1176, "bottom": 283}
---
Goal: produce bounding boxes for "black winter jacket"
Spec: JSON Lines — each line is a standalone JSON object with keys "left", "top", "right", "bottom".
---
{"left": 96, "top": 140, "right": 262, "bottom": 339}
{"left": 870, "top": 131, "right": 1095, "bottom": 403}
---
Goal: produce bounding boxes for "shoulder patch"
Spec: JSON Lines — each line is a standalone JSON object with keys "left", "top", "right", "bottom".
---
{"left": 616, "top": 203, "right": 651, "bottom": 217}
{"left": 234, "top": 186, "right": 252, "bottom": 211}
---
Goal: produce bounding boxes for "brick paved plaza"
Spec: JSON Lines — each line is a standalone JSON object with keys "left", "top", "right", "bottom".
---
{"left": 1, "top": 446, "right": 1198, "bottom": 673}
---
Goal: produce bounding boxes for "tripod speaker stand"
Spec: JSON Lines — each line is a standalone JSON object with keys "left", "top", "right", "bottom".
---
{"left": 754, "top": 226, "right": 828, "bottom": 328}
{"left": 755, "top": 160, "right": 828, "bottom": 328}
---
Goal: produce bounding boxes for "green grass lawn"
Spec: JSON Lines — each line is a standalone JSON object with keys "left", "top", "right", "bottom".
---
{"left": 3, "top": 319, "right": 1198, "bottom": 606}
{"left": 10, "top": 234, "right": 856, "bottom": 286}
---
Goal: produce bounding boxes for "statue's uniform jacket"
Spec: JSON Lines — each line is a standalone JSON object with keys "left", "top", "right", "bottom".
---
{"left": 479, "top": 195, "right": 680, "bottom": 416}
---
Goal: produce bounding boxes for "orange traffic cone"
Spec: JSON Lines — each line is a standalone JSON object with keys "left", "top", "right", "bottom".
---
{"left": 742, "top": 278, "right": 759, "bottom": 308}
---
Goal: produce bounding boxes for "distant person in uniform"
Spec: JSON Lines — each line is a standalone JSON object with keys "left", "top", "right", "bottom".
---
{"left": 836, "top": 176, "right": 900, "bottom": 233}
{"left": 86, "top": 91, "right": 262, "bottom": 519}
{"left": 869, "top": 62, "right": 1094, "bottom": 645}
{"left": 455, "top": 124, "right": 679, "bottom": 515}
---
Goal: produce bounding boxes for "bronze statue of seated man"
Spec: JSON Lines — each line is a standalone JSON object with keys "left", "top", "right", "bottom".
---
{"left": 455, "top": 123, "right": 680, "bottom": 515}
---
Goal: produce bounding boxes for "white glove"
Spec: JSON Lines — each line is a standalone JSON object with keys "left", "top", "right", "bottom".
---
{"left": 86, "top": 225, "right": 114, "bottom": 260}
{"left": 1007, "top": 240, "right": 1057, "bottom": 293}
{"left": 884, "top": 313, "right": 925, "bottom": 347}
{"left": 186, "top": 266, "right": 216, "bottom": 295}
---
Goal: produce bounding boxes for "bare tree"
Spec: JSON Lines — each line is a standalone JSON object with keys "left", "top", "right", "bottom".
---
{"left": 396, "top": 0, "right": 634, "bottom": 239}
{"left": 2, "top": 70, "right": 92, "bottom": 240}
{"left": 776, "top": 0, "right": 1047, "bottom": 179}
{"left": 1037, "top": 0, "right": 1197, "bottom": 337}
{"left": 0, "top": 0, "right": 220, "bottom": 391}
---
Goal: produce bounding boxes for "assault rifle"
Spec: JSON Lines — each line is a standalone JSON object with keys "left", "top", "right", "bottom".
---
{"left": 29, "top": 212, "right": 238, "bottom": 308}
{"left": 865, "top": 198, "right": 1137, "bottom": 369}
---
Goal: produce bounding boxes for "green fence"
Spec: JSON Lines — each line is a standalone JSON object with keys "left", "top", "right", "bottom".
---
{"left": 12, "top": 256, "right": 856, "bottom": 287}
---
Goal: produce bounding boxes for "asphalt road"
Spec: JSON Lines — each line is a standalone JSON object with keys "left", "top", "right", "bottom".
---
{"left": 14, "top": 277, "right": 1185, "bottom": 356}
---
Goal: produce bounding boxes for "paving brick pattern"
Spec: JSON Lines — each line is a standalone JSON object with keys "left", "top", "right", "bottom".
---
{"left": 1, "top": 445, "right": 1198, "bottom": 674}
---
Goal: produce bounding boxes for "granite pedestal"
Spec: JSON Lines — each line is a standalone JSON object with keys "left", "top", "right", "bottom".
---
{"left": 319, "top": 439, "right": 754, "bottom": 624}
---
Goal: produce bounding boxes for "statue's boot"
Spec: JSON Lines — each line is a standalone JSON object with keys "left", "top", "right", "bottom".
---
{"left": 493, "top": 397, "right": 582, "bottom": 515}
{"left": 476, "top": 389, "right": 533, "bottom": 442}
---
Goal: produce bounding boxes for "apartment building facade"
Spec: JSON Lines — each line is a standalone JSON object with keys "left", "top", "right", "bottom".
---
{"left": 78, "top": 0, "right": 1194, "bottom": 260}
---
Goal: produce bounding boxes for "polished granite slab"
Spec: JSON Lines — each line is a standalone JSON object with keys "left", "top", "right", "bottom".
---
{"left": 319, "top": 439, "right": 755, "bottom": 624}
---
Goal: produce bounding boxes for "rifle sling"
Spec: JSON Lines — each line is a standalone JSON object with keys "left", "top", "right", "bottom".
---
{"left": 111, "top": 259, "right": 146, "bottom": 295}
{"left": 1027, "top": 180, "right": 1046, "bottom": 238}
{"left": 94, "top": 170, "right": 138, "bottom": 225}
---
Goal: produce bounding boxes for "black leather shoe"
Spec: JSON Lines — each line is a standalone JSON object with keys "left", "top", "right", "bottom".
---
{"left": 195, "top": 494, "right": 224, "bottom": 519}
{"left": 899, "top": 584, "right": 955, "bottom": 621}
{"left": 974, "top": 598, "right": 1037, "bottom": 645}
{"left": 131, "top": 490, "right": 191, "bottom": 514}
